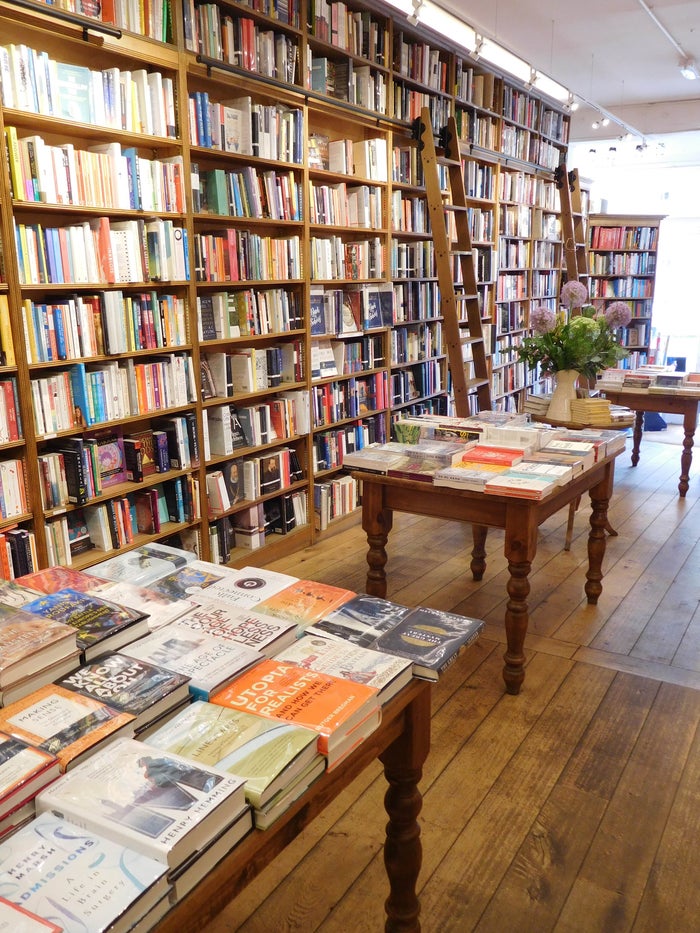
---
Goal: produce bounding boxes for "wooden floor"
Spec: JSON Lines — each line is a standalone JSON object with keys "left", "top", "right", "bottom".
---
{"left": 204, "top": 430, "right": 700, "bottom": 933}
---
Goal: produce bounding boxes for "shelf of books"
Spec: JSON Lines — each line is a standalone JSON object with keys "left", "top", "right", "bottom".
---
{"left": 0, "top": 0, "right": 572, "bottom": 573}
{"left": 587, "top": 213, "right": 664, "bottom": 369}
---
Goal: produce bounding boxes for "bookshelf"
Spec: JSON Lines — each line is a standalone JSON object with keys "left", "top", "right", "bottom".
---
{"left": 0, "top": 0, "right": 571, "bottom": 571}
{"left": 588, "top": 213, "right": 664, "bottom": 369}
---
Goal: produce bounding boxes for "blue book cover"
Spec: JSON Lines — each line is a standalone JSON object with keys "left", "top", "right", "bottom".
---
{"left": 69, "top": 361, "right": 94, "bottom": 427}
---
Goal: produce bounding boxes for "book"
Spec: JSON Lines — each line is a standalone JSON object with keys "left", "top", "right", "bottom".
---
{"left": 0, "top": 897, "right": 62, "bottom": 932}
{"left": 0, "top": 732, "right": 61, "bottom": 818}
{"left": 256, "top": 579, "right": 356, "bottom": 631}
{"left": 84, "top": 542, "right": 196, "bottom": 586}
{"left": 153, "top": 562, "right": 299, "bottom": 609}
{"left": 308, "top": 593, "right": 412, "bottom": 647}
{"left": 276, "top": 633, "right": 413, "bottom": 705}
{"left": 252, "top": 754, "right": 326, "bottom": 830}
{"left": 168, "top": 806, "right": 253, "bottom": 899}
{"left": 21, "top": 589, "right": 150, "bottom": 663}
{"left": 211, "top": 659, "right": 381, "bottom": 770}
{"left": 164, "top": 600, "right": 297, "bottom": 656}
{"left": 0, "top": 603, "right": 78, "bottom": 688}
{"left": 55, "top": 653, "right": 191, "bottom": 734}
{"left": 36, "top": 737, "right": 248, "bottom": 870}
{"left": 0, "top": 812, "right": 170, "bottom": 932}
{"left": 0, "top": 684, "right": 135, "bottom": 772}
{"left": 144, "top": 559, "right": 231, "bottom": 602}
{"left": 119, "top": 626, "right": 263, "bottom": 700}
{"left": 483, "top": 473, "right": 559, "bottom": 499}
{"left": 147, "top": 699, "right": 322, "bottom": 810}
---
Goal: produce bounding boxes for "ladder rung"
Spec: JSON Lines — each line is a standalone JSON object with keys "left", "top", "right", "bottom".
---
{"left": 436, "top": 156, "right": 461, "bottom": 167}
{"left": 443, "top": 204, "right": 468, "bottom": 213}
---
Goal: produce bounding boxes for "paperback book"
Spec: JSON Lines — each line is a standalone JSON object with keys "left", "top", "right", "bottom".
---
{"left": 164, "top": 600, "right": 297, "bottom": 656}
{"left": 21, "top": 589, "right": 149, "bottom": 663}
{"left": 168, "top": 806, "right": 253, "bottom": 899}
{"left": 36, "top": 737, "right": 248, "bottom": 870}
{"left": 154, "top": 562, "right": 300, "bottom": 610}
{"left": 0, "top": 684, "right": 135, "bottom": 772}
{"left": 55, "top": 653, "right": 192, "bottom": 734}
{"left": 0, "top": 812, "right": 170, "bottom": 933}
{"left": 255, "top": 579, "right": 356, "bottom": 631}
{"left": 84, "top": 542, "right": 196, "bottom": 586}
{"left": 144, "top": 559, "right": 232, "bottom": 602}
{"left": 147, "top": 699, "right": 322, "bottom": 810}
{"left": 211, "top": 659, "right": 381, "bottom": 770}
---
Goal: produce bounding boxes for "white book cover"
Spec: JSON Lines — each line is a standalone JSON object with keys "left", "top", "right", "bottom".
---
{"left": 166, "top": 599, "right": 297, "bottom": 656}
{"left": 174, "top": 563, "right": 299, "bottom": 610}
{"left": 36, "top": 738, "right": 247, "bottom": 869}
{"left": 0, "top": 811, "right": 169, "bottom": 932}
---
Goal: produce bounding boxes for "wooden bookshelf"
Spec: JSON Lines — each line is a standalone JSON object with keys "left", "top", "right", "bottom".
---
{"left": 0, "top": 0, "right": 572, "bottom": 572}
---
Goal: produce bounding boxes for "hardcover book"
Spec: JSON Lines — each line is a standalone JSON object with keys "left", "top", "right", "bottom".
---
{"left": 154, "top": 562, "right": 299, "bottom": 610}
{"left": 0, "top": 812, "right": 169, "bottom": 933}
{"left": 21, "top": 589, "right": 150, "bottom": 663}
{"left": 256, "top": 579, "right": 356, "bottom": 631}
{"left": 36, "top": 737, "right": 248, "bottom": 869}
{"left": 165, "top": 600, "right": 297, "bottom": 656}
{"left": 55, "top": 653, "right": 191, "bottom": 734}
{"left": 84, "top": 542, "right": 196, "bottom": 586}
{"left": 211, "top": 659, "right": 381, "bottom": 769}
{"left": 0, "top": 732, "right": 61, "bottom": 817}
{"left": 167, "top": 806, "right": 253, "bottom": 899}
{"left": 275, "top": 633, "right": 413, "bottom": 705}
{"left": 0, "top": 604, "right": 78, "bottom": 688}
{"left": 0, "top": 896, "right": 62, "bottom": 932}
{"left": 119, "top": 626, "right": 263, "bottom": 700}
{"left": 0, "top": 684, "right": 135, "bottom": 772}
{"left": 309, "top": 593, "right": 413, "bottom": 647}
{"left": 145, "top": 559, "right": 230, "bottom": 602}
{"left": 147, "top": 699, "right": 321, "bottom": 810}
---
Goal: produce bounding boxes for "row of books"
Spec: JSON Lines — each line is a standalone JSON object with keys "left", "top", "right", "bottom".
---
{"left": 202, "top": 394, "right": 309, "bottom": 459}
{"left": 312, "top": 372, "right": 389, "bottom": 427}
{"left": 210, "top": 489, "right": 308, "bottom": 555}
{"left": 309, "top": 3, "right": 386, "bottom": 64}
{"left": 309, "top": 54, "right": 388, "bottom": 113}
{"left": 308, "top": 181, "right": 382, "bottom": 228}
{"left": 310, "top": 282, "right": 393, "bottom": 336}
{"left": 307, "top": 134, "right": 388, "bottom": 181}
{"left": 0, "top": 543, "right": 485, "bottom": 928}
{"left": 201, "top": 343, "right": 302, "bottom": 398}
{"left": 197, "top": 287, "right": 303, "bottom": 340}
{"left": 22, "top": 290, "right": 188, "bottom": 363}
{"left": 193, "top": 229, "right": 301, "bottom": 283}
{"left": 310, "top": 234, "right": 384, "bottom": 281}
{"left": 6, "top": 128, "right": 185, "bottom": 212}
{"left": 196, "top": 165, "right": 302, "bottom": 221}
{"left": 205, "top": 445, "right": 303, "bottom": 515}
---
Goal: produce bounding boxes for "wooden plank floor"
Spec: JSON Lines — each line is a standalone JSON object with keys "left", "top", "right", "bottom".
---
{"left": 203, "top": 431, "right": 700, "bottom": 932}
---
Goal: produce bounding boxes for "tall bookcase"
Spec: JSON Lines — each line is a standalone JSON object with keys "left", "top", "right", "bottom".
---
{"left": 0, "top": 0, "right": 571, "bottom": 573}
{"left": 588, "top": 213, "right": 664, "bottom": 369}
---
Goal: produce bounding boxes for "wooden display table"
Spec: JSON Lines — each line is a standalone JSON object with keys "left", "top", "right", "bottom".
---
{"left": 154, "top": 679, "right": 431, "bottom": 933}
{"left": 356, "top": 452, "right": 622, "bottom": 696}
{"left": 599, "top": 386, "right": 700, "bottom": 496}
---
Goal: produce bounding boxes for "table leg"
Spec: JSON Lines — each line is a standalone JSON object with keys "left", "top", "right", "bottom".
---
{"left": 631, "top": 409, "right": 644, "bottom": 466}
{"left": 380, "top": 684, "right": 431, "bottom": 933}
{"left": 362, "top": 482, "right": 393, "bottom": 599}
{"left": 471, "top": 524, "right": 488, "bottom": 580}
{"left": 503, "top": 508, "right": 538, "bottom": 695}
{"left": 678, "top": 406, "right": 697, "bottom": 497}
{"left": 585, "top": 465, "right": 614, "bottom": 604}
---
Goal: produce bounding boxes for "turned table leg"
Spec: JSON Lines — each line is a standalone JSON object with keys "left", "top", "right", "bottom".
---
{"left": 471, "top": 524, "right": 488, "bottom": 580}
{"left": 678, "top": 406, "right": 697, "bottom": 497}
{"left": 362, "top": 482, "right": 393, "bottom": 598}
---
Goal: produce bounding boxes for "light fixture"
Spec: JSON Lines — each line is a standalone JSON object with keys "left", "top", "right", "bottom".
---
{"left": 680, "top": 58, "right": 699, "bottom": 80}
{"left": 591, "top": 119, "right": 600, "bottom": 130}
{"left": 601, "top": 117, "right": 610, "bottom": 127}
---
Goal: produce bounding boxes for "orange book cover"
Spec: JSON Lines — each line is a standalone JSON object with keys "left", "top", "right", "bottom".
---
{"left": 256, "top": 579, "right": 356, "bottom": 629}
{"left": 459, "top": 445, "right": 524, "bottom": 466}
{"left": 210, "top": 659, "right": 379, "bottom": 757}
{"left": 0, "top": 684, "right": 135, "bottom": 772}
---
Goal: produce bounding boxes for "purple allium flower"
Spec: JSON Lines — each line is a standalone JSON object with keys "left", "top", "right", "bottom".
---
{"left": 530, "top": 305, "right": 557, "bottom": 334}
{"left": 560, "top": 280, "right": 589, "bottom": 309}
{"left": 605, "top": 301, "right": 633, "bottom": 329}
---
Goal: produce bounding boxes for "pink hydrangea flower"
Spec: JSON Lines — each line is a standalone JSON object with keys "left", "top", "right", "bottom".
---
{"left": 560, "top": 280, "right": 589, "bottom": 309}
{"left": 604, "top": 301, "right": 633, "bottom": 329}
{"left": 530, "top": 305, "right": 557, "bottom": 334}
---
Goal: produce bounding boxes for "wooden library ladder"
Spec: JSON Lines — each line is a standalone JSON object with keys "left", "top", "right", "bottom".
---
{"left": 555, "top": 163, "right": 589, "bottom": 287}
{"left": 414, "top": 108, "right": 492, "bottom": 417}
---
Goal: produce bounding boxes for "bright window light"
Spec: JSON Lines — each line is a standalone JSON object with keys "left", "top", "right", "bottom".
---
{"left": 418, "top": 1, "right": 477, "bottom": 51}
{"left": 480, "top": 38, "right": 531, "bottom": 84}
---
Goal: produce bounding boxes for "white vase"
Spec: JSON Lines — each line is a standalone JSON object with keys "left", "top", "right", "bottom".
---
{"left": 547, "top": 369, "right": 579, "bottom": 422}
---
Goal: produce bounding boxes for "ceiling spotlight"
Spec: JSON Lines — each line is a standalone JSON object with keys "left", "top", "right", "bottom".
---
{"left": 591, "top": 119, "right": 600, "bottom": 130}
{"left": 680, "top": 58, "right": 699, "bottom": 80}
{"left": 601, "top": 117, "right": 610, "bottom": 127}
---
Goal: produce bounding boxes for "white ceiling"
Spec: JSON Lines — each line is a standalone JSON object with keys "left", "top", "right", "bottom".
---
{"left": 434, "top": 0, "right": 700, "bottom": 164}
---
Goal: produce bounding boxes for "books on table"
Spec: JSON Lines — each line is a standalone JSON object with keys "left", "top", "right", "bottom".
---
{"left": 54, "top": 653, "right": 192, "bottom": 735}
{"left": 310, "top": 595, "right": 485, "bottom": 681}
{"left": 0, "top": 684, "right": 135, "bottom": 772}
{"left": 0, "top": 811, "right": 170, "bottom": 932}
{"left": 0, "top": 732, "right": 60, "bottom": 823}
{"left": 0, "top": 603, "right": 78, "bottom": 689}
{"left": 149, "top": 561, "right": 299, "bottom": 609}
{"left": 119, "top": 625, "right": 263, "bottom": 700}
{"left": 276, "top": 633, "right": 413, "bottom": 705}
{"left": 146, "top": 699, "right": 322, "bottom": 815}
{"left": 255, "top": 578, "right": 356, "bottom": 631}
{"left": 35, "top": 737, "right": 248, "bottom": 871}
{"left": 20, "top": 588, "right": 149, "bottom": 663}
{"left": 84, "top": 541, "right": 196, "bottom": 586}
{"left": 211, "top": 659, "right": 381, "bottom": 771}
{"left": 168, "top": 806, "right": 253, "bottom": 900}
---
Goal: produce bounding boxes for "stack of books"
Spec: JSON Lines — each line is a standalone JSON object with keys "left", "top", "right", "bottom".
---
{"left": 0, "top": 733, "right": 61, "bottom": 842}
{"left": 569, "top": 397, "right": 613, "bottom": 425}
{"left": 523, "top": 393, "right": 552, "bottom": 418}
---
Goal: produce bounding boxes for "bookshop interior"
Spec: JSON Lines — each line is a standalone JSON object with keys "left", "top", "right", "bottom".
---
{"left": 1, "top": 0, "right": 700, "bottom": 930}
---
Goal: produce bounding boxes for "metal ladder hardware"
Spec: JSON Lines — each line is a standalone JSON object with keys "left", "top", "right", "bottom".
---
{"left": 415, "top": 108, "right": 492, "bottom": 416}
{"left": 555, "top": 163, "right": 589, "bottom": 285}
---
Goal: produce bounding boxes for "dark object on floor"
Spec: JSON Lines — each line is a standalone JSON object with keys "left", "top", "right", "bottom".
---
{"left": 644, "top": 412, "right": 667, "bottom": 431}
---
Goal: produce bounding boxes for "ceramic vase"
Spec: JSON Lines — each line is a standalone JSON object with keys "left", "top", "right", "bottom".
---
{"left": 547, "top": 369, "right": 579, "bottom": 422}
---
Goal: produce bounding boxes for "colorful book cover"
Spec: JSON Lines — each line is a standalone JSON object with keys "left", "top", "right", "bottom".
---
{"left": 0, "top": 684, "right": 135, "bottom": 772}
{"left": 83, "top": 542, "right": 196, "bottom": 586}
{"left": 55, "top": 654, "right": 191, "bottom": 733}
{"left": 0, "top": 811, "right": 169, "bottom": 931}
{"left": 308, "top": 594, "right": 412, "bottom": 648}
{"left": 211, "top": 659, "right": 380, "bottom": 764}
{"left": 166, "top": 601, "right": 297, "bottom": 656}
{"left": 0, "top": 580, "right": 42, "bottom": 608}
{"left": 21, "top": 589, "right": 148, "bottom": 662}
{"left": 147, "top": 700, "right": 321, "bottom": 809}
{"left": 0, "top": 732, "right": 61, "bottom": 812}
{"left": 255, "top": 579, "right": 355, "bottom": 630}
{"left": 276, "top": 633, "right": 413, "bottom": 704}
{"left": 146, "top": 560, "right": 231, "bottom": 602}
{"left": 120, "top": 626, "right": 263, "bottom": 700}
{"left": 35, "top": 738, "right": 247, "bottom": 869}
{"left": 0, "top": 605, "right": 78, "bottom": 688}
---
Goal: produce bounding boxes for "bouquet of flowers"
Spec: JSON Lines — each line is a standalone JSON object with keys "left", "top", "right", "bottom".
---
{"left": 517, "top": 282, "right": 631, "bottom": 382}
